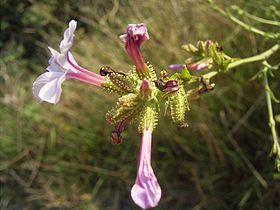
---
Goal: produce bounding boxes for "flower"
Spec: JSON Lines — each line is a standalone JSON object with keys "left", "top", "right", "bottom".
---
{"left": 120, "top": 23, "right": 149, "bottom": 73}
{"left": 131, "top": 128, "right": 161, "bottom": 209}
{"left": 32, "top": 20, "right": 104, "bottom": 104}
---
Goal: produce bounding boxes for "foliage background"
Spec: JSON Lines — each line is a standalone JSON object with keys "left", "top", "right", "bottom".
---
{"left": 1, "top": 0, "right": 279, "bottom": 209}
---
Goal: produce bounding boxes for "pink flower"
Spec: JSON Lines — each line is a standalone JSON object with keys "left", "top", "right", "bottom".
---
{"left": 32, "top": 20, "right": 104, "bottom": 104}
{"left": 131, "top": 129, "right": 161, "bottom": 209}
{"left": 120, "top": 23, "right": 149, "bottom": 72}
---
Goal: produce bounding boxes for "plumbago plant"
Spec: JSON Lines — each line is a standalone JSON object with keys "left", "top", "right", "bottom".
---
{"left": 32, "top": 5, "right": 279, "bottom": 209}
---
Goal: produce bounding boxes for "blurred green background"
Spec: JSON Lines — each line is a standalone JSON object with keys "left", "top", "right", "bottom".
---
{"left": 1, "top": 0, "right": 280, "bottom": 209}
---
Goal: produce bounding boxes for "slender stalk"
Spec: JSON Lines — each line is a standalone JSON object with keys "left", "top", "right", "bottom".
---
{"left": 226, "top": 12, "right": 268, "bottom": 37}
{"left": 238, "top": 9, "right": 280, "bottom": 26}
{"left": 208, "top": 0, "right": 278, "bottom": 39}
{"left": 228, "top": 44, "right": 280, "bottom": 69}
{"left": 263, "top": 68, "right": 280, "bottom": 157}
{"left": 204, "top": 44, "right": 280, "bottom": 79}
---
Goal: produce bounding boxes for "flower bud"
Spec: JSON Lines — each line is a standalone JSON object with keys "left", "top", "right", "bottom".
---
{"left": 163, "top": 80, "right": 179, "bottom": 92}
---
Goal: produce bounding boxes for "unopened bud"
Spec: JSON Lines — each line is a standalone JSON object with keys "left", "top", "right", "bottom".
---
{"left": 140, "top": 79, "right": 152, "bottom": 99}
{"left": 187, "top": 61, "right": 208, "bottom": 71}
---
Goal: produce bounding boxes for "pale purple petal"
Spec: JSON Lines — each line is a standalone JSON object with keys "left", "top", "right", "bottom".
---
{"left": 167, "top": 64, "right": 184, "bottom": 70}
{"left": 59, "top": 20, "right": 77, "bottom": 53}
{"left": 131, "top": 129, "right": 161, "bottom": 209}
{"left": 48, "top": 47, "right": 78, "bottom": 73}
{"left": 47, "top": 53, "right": 65, "bottom": 73}
{"left": 33, "top": 72, "right": 66, "bottom": 104}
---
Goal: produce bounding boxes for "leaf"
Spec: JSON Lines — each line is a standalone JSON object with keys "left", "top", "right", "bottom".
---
{"left": 181, "top": 68, "right": 191, "bottom": 81}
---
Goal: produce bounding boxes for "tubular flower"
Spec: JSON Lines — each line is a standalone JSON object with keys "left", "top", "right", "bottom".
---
{"left": 32, "top": 20, "right": 104, "bottom": 104}
{"left": 33, "top": 20, "right": 218, "bottom": 210}
{"left": 120, "top": 23, "right": 149, "bottom": 75}
{"left": 131, "top": 128, "right": 161, "bottom": 209}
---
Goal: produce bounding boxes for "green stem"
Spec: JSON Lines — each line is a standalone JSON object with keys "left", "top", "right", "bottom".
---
{"left": 226, "top": 11, "right": 268, "bottom": 37}
{"left": 204, "top": 44, "right": 280, "bottom": 79}
{"left": 263, "top": 68, "right": 280, "bottom": 147}
{"left": 208, "top": 0, "right": 277, "bottom": 39}
{"left": 263, "top": 67, "right": 280, "bottom": 171}
{"left": 228, "top": 44, "right": 280, "bottom": 69}
{"left": 237, "top": 9, "right": 280, "bottom": 26}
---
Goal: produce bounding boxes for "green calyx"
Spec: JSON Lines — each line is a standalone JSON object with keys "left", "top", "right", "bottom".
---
{"left": 102, "top": 62, "right": 209, "bottom": 133}
{"left": 167, "top": 84, "right": 189, "bottom": 127}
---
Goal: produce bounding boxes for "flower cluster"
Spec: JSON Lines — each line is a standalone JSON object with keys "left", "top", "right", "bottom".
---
{"left": 168, "top": 40, "right": 232, "bottom": 72}
{"left": 33, "top": 20, "right": 216, "bottom": 209}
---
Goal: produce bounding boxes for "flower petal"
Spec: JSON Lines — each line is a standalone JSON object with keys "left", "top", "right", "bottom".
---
{"left": 127, "top": 23, "right": 149, "bottom": 45}
{"left": 167, "top": 64, "right": 184, "bottom": 70}
{"left": 33, "top": 72, "right": 66, "bottom": 104}
{"left": 59, "top": 20, "right": 77, "bottom": 53}
{"left": 48, "top": 47, "right": 78, "bottom": 73}
{"left": 47, "top": 54, "right": 65, "bottom": 73}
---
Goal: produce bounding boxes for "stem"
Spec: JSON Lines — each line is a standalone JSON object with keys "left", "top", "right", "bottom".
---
{"left": 263, "top": 68, "right": 280, "bottom": 153}
{"left": 227, "top": 12, "right": 267, "bottom": 37}
{"left": 204, "top": 44, "right": 280, "bottom": 79}
{"left": 208, "top": 0, "right": 278, "bottom": 39}
{"left": 238, "top": 9, "right": 280, "bottom": 26}
{"left": 228, "top": 44, "right": 280, "bottom": 69}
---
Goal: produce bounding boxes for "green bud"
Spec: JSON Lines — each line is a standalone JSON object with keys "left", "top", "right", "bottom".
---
{"left": 182, "top": 44, "right": 199, "bottom": 55}
{"left": 106, "top": 94, "right": 145, "bottom": 124}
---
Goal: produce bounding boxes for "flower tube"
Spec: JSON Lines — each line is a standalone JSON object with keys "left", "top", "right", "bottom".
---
{"left": 120, "top": 23, "right": 149, "bottom": 76}
{"left": 131, "top": 128, "right": 161, "bottom": 209}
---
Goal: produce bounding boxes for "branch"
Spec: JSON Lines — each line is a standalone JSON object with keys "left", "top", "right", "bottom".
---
{"left": 263, "top": 67, "right": 280, "bottom": 171}
{"left": 228, "top": 44, "right": 280, "bottom": 69}
{"left": 204, "top": 44, "right": 280, "bottom": 79}
{"left": 208, "top": 0, "right": 278, "bottom": 39}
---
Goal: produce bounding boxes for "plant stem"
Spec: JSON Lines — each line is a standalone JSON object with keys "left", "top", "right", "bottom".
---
{"left": 239, "top": 9, "right": 280, "bottom": 26}
{"left": 263, "top": 68, "right": 280, "bottom": 154}
{"left": 228, "top": 44, "right": 280, "bottom": 69}
{"left": 204, "top": 44, "right": 280, "bottom": 79}
{"left": 208, "top": 0, "right": 278, "bottom": 39}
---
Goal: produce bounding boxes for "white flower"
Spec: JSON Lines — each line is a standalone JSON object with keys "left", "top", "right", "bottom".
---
{"left": 32, "top": 20, "right": 77, "bottom": 104}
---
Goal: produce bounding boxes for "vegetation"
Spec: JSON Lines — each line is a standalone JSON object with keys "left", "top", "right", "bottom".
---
{"left": 1, "top": 0, "right": 279, "bottom": 209}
